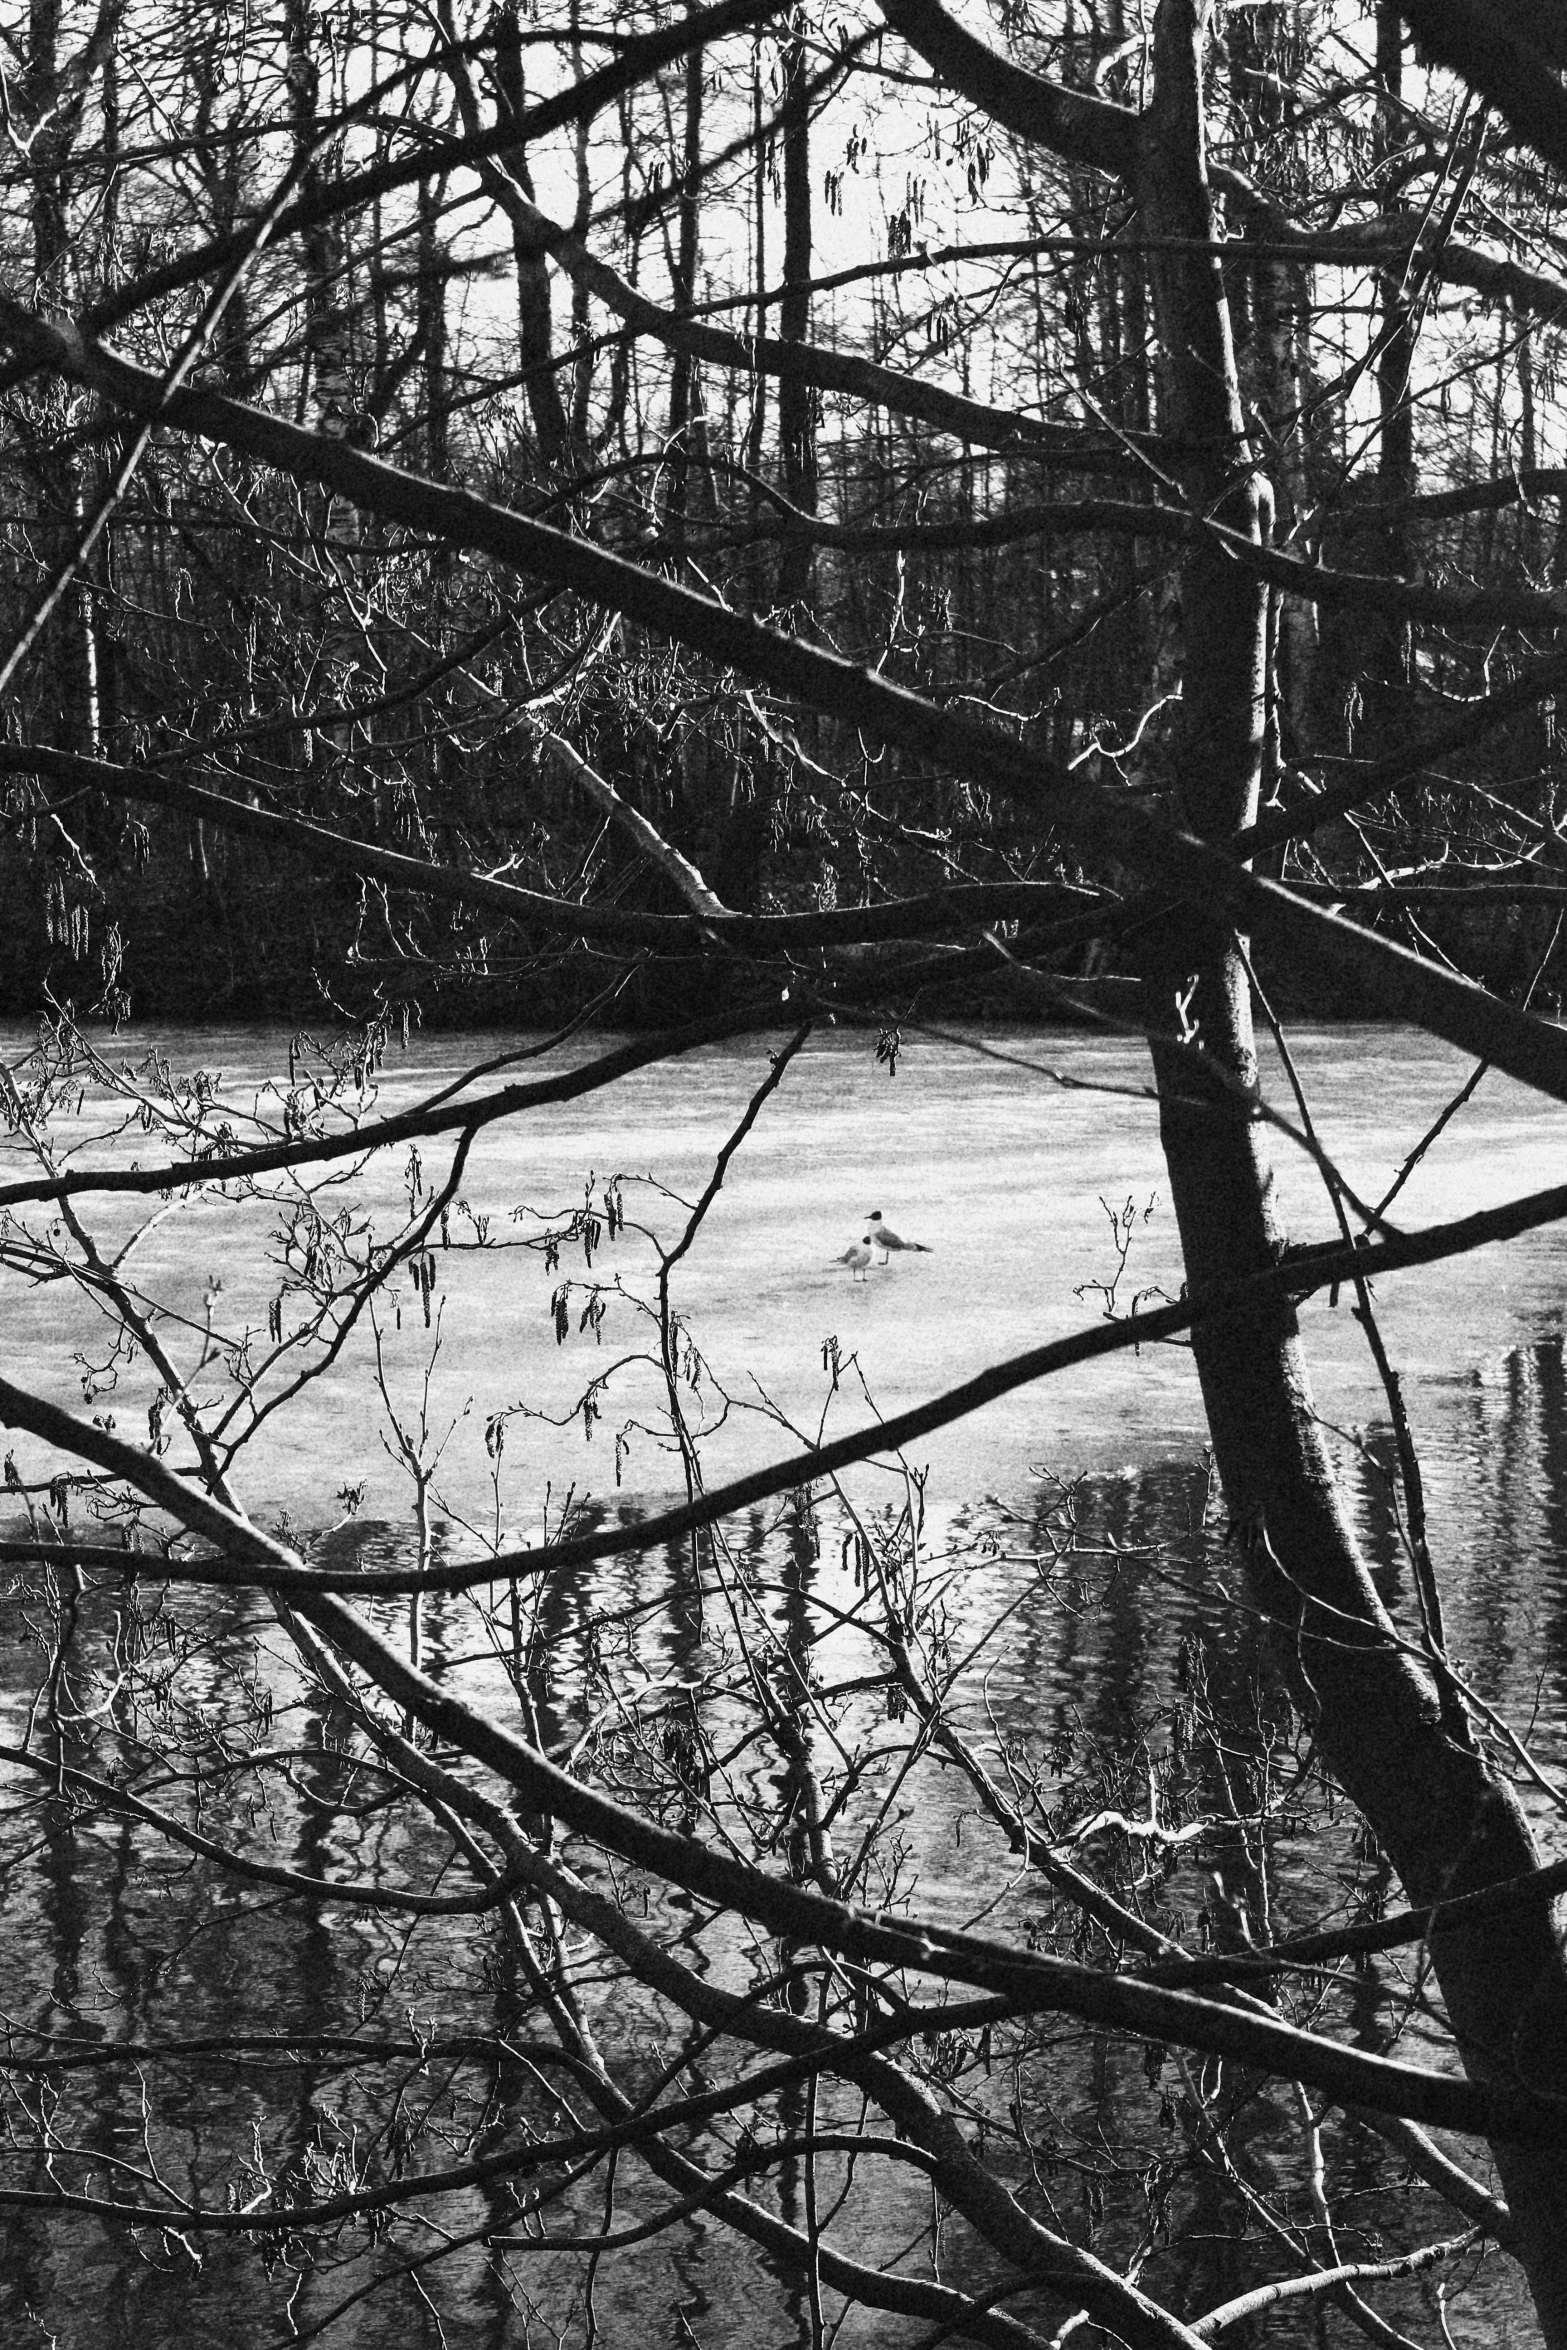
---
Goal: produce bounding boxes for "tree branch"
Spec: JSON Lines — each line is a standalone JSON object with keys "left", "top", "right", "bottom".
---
{"left": 877, "top": 0, "right": 1139, "bottom": 178}
{"left": 1397, "top": 2, "right": 1567, "bottom": 174}
{"left": 8, "top": 1173, "right": 1567, "bottom": 1603}
{"left": 9, "top": 303, "right": 1567, "bottom": 1108}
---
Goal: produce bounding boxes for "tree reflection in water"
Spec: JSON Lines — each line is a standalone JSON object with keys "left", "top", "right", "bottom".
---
{"left": 2, "top": 1337, "right": 1558, "bottom": 2344}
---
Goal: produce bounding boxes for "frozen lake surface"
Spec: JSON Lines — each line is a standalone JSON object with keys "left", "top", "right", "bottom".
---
{"left": 1, "top": 1017, "right": 1565, "bottom": 2349}
{"left": 7, "top": 1017, "right": 1566, "bottom": 1532}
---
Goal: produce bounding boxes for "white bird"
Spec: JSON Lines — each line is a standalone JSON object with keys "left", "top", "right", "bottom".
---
{"left": 830, "top": 1236, "right": 874, "bottom": 1281}
{"left": 867, "top": 1210, "right": 931, "bottom": 1259}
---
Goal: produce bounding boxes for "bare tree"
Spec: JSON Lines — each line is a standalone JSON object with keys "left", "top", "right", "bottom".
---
{"left": 4, "top": 1, "right": 1567, "bottom": 2342}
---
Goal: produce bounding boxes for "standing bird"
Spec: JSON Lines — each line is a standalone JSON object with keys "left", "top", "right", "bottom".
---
{"left": 198, "top": 1273, "right": 225, "bottom": 1367}
{"left": 830, "top": 1236, "right": 875, "bottom": 1281}
{"left": 867, "top": 1210, "right": 931, "bottom": 1261}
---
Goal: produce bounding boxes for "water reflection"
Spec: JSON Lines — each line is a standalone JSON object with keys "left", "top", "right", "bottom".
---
{"left": 3, "top": 1296, "right": 1560, "bottom": 2344}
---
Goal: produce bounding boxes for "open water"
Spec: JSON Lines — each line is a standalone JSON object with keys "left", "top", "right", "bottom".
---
{"left": 1, "top": 1020, "right": 1564, "bottom": 2347}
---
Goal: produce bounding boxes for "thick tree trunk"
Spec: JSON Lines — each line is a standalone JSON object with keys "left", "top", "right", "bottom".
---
{"left": 1136, "top": 6, "right": 1567, "bottom": 2339}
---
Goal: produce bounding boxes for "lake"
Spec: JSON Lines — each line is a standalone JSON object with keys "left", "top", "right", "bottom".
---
{"left": 0, "top": 1018, "right": 1563, "bottom": 2348}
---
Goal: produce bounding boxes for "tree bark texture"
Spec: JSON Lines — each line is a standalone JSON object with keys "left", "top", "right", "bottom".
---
{"left": 1135, "top": 6, "right": 1567, "bottom": 2339}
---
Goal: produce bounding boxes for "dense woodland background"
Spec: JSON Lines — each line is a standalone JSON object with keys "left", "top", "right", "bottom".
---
{"left": 4, "top": 0, "right": 1567, "bottom": 1025}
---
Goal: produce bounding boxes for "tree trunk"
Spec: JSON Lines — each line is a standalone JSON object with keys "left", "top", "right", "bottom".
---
{"left": 1373, "top": 1, "right": 1415, "bottom": 698}
{"left": 777, "top": 10, "right": 816, "bottom": 617}
{"left": 664, "top": 12, "right": 711, "bottom": 552}
{"left": 568, "top": 0, "right": 595, "bottom": 442}
{"left": 1135, "top": 6, "right": 1567, "bottom": 2339}
{"left": 417, "top": 174, "right": 451, "bottom": 483}
{"left": 744, "top": 40, "right": 769, "bottom": 607}
{"left": 25, "top": 0, "right": 94, "bottom": 756}
{"left": 1227, "top": 2, "right": 1315, "bottom": 771}
{"left": 283, "top": 0, "right": 350, "bottom": 431}
{"left": 494, "top": 0, "right": 571, "bottom": 468}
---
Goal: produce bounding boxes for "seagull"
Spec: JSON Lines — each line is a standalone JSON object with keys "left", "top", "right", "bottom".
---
{"left": 830, "top": 1236, "right": 875, "bottom": 1281}
{"left": 867, "top": 1210, "right": 931, "bottom": 1260}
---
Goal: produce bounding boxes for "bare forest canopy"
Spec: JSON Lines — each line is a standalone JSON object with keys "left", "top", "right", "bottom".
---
{"left": 6, "top": 0, "right": 1567, "bottom": 1021}
{"left": 10, "top": 1, "right": 1567, "bottom": 2344}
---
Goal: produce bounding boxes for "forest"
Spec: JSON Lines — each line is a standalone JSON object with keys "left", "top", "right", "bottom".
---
{"left": 5, "top": 0, "right": 1567, "bottom": 2344}
{"left": 3, "top": 0, "right": 1567, "bottom": 1024}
